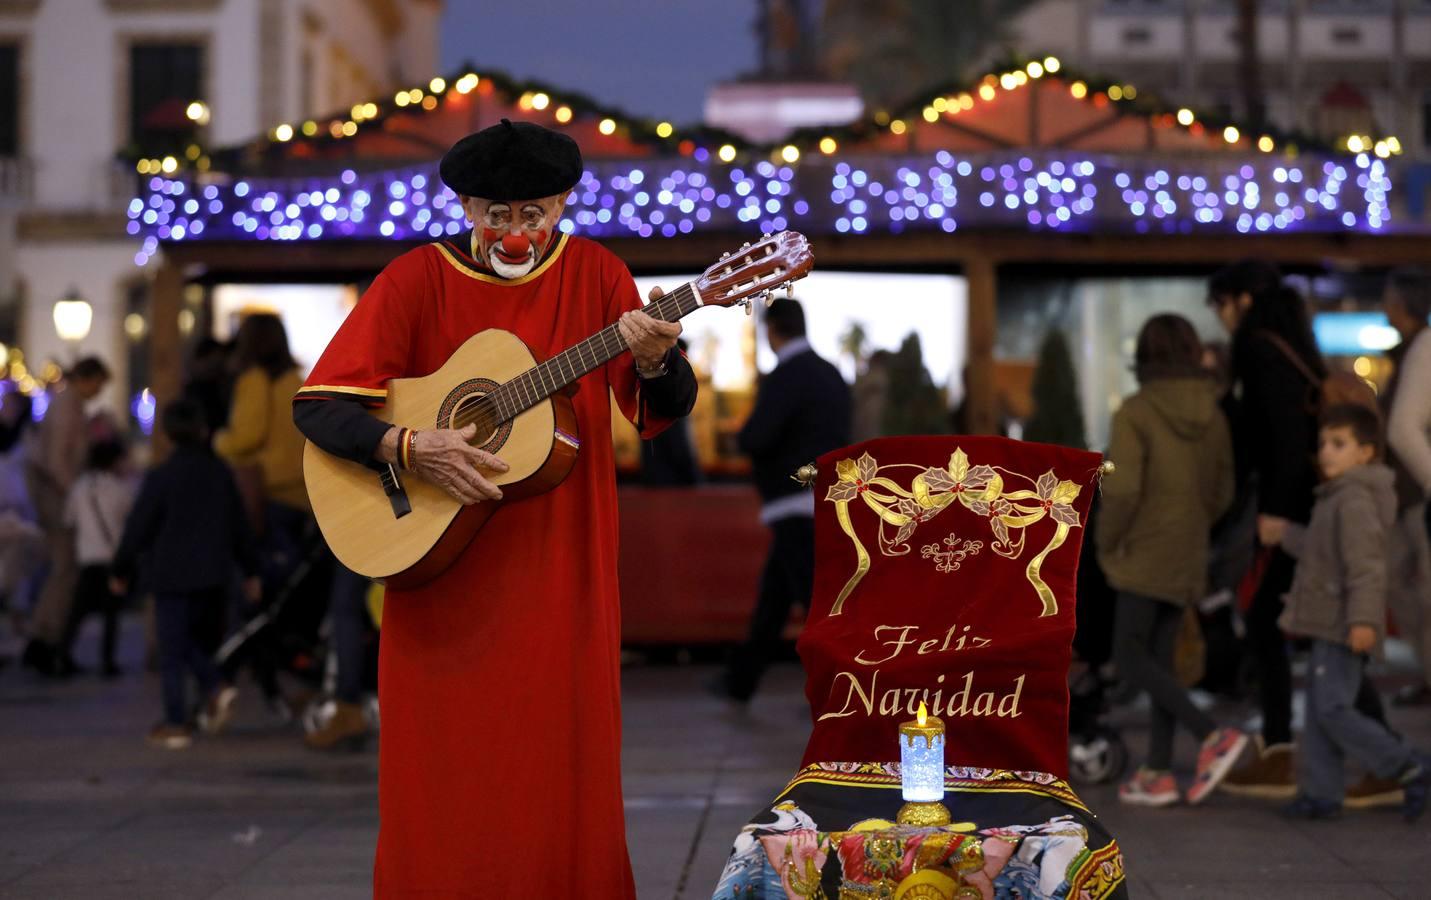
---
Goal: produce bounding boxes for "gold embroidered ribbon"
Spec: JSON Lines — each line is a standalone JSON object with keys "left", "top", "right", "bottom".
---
{"left": 824, "top": 450, "right": 1085, "bottom": 618}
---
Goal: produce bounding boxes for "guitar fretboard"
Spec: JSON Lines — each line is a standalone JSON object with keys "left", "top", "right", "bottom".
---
{"left": 454, "top": 283, "right": 704, "bottom": 429}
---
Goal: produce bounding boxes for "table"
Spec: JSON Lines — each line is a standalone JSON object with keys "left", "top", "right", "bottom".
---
{"left": 711, "top": 764, "right": 1126, "bottom": 900}
{"left": 617, "top": 486, "right": 781, "bottom": 644}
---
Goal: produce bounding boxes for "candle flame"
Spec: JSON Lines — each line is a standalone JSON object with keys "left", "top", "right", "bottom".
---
{"left": 917, "top": 702, "right": 927, "bottom": 726}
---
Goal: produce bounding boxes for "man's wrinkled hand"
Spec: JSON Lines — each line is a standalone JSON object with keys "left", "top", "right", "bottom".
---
{"left": 411, "top": 424, "right": 510, "bottom": 506}
{"left": 618, "top": 286, "right": 682, "bottom": 371}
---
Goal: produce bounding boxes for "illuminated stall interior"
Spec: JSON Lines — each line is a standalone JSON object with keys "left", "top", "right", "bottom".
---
{"left": 121, "top": 56, "right": 1428, "bottom": 463}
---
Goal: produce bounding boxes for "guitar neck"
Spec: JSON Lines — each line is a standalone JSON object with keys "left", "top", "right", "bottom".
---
{"left": 483, "top": 282, "right": 704, "bottom": 424}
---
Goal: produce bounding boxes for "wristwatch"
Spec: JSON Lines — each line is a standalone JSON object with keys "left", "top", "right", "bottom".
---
{"left": 636, "top": 356, "right": 668, "bottom": 379}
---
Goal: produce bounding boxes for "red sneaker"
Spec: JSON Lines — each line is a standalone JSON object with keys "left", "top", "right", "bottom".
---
{"left": 1119, "top": 768, "right": 1179, "bottom": 807}
{"left": 1186, "top": 727, "right": 1249, "bottom": 805}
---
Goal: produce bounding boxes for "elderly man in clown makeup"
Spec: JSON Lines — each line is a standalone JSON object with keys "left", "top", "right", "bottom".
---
{"left": 293, "top": 118, "right": 697, "bottom": 897}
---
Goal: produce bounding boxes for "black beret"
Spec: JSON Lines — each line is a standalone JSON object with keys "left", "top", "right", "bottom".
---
{"left": 439, "top": 118, "right": 583, "bottom": 201}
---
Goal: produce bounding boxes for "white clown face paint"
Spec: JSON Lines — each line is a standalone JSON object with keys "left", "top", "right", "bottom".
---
{"left": 461, "top": 194, "right": 566, "bottom": 279}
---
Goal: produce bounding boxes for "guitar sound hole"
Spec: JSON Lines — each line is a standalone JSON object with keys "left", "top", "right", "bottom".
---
{"left": 439, "top": 378, "right": 513, "bottom": 455}
{"left": 452, "top": 397, "right": 495, "bottom": 444}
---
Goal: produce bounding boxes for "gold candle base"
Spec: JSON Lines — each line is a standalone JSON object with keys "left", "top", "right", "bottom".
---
{"left": 896, "top": 800, "right": 952, "bottom": 827}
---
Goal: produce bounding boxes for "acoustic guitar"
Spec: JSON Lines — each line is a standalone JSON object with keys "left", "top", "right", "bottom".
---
{"left": 304, "top": 230, "right": 814, "bottom": 588}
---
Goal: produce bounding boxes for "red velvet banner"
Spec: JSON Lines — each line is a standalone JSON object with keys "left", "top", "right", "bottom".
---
{"left": 798, "top": 436, "right": 1104, "bottom": 777}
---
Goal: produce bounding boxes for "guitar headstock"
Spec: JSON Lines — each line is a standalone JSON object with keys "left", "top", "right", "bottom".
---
{"left": 695, "top": 231, "right": 813, "bottom": 312}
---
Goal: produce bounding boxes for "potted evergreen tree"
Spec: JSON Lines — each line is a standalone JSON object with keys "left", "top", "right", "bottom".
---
{"left": 1023, "top": 330, "right": 1087, "bottom": 449}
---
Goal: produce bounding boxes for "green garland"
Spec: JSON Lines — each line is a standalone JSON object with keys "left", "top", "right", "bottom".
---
{"left": 124, "top": 52, "right": 1356, "bottom": 174}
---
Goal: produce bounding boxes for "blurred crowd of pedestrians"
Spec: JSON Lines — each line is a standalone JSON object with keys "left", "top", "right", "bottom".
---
{"left": 2, "top": 264, "right": 1429, "bottom": 822}
{"left": 1089, "top": 261, "right": 1431, "bottom": 821}
{"left": 0, "top": 315, "right": 376, "bottom": 752}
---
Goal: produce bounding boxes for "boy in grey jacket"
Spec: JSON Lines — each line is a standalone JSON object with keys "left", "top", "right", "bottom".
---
{"left": 1262, "top": 404, "right": 1429, "bottom": 821}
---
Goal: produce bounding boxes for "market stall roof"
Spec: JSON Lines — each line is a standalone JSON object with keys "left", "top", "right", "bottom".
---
{"left": 126, "top": 55, "right": 1415, "bottom": 266}
{"left": 197, "top": 55, "right": 1335, "bottom": 176}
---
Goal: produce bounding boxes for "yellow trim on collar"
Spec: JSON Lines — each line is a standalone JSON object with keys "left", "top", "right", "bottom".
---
{"left": 435, "top": 232, "right": 570, "bottom": 286}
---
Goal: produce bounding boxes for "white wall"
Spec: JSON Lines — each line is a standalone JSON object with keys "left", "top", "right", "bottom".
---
{"left": 1006, "top": 0, "right": 1085, "bottom": 62}
{"left": 13, "top": 241, "right": 143, "bottom": 409}
{"left": 1090, "top": 17, "right": 1185, "bottom": 59}
{"left": 6, "top": 0, "right": 440, "bottom": 398}
{"left": 16, "top": 0, "right": 440, "bottom": 210}
{"left": 281, "top": 0, "right": 442, "bottom": 125}
{"left": 1298, "top": 16, "right": 1394, "bottom": 58}
{"left": 395, "top": 0, "right": 442, "bottom": 86}
{"left": 22, "top": 0, "right": 261, "bottom": 209}
{"left": 1191, "top": 15, "right": 1241, "bottom": 62}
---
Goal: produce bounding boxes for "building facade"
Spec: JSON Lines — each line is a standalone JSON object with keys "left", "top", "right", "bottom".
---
{"left": 1004, "top": 0, "right": 1431, "bottom": 157}
{"left": 0, "top": 0, "right": 440, "bottom": 398}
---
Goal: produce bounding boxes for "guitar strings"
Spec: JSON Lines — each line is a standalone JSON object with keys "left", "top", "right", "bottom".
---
{"left": 449, "top": 282, "right": 699, "bottom": 434}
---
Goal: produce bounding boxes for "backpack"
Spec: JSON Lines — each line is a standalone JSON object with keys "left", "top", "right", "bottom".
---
{"left": 1258, "top": 331, "right": 1379, "bottom": 417}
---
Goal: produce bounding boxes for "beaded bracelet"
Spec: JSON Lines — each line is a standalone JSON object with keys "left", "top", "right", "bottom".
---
{"left": 407, "top": 428, "right": 419, "bottom": 469}
{"left": 397, "top": 427, "right": 413, "bottom": 470}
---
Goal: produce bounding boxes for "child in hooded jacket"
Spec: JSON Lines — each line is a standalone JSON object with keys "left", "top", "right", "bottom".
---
{"left": 1261, "top": 403, "right": 1430, "bottom": 821}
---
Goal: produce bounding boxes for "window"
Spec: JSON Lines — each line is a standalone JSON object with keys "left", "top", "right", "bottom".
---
{"left": 129, "top": 43, "right": 203, "bottom": 156}
{"left": 1123, "top": 27, "right": 1153, "bottom": 46}
{"left": 0, "top": 43, "right": 17, "bottom": 156}
{"left": 1332, "top": 27, "right": 1362, "bottom": 45}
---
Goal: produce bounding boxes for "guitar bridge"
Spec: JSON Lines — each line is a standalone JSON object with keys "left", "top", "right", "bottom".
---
{"left": 379, "top": 464, "right": 412, "bottom": 519}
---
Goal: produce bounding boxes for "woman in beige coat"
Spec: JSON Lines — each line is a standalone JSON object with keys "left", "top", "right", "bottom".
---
{"left": 1097, "top": 314, "right": 1246, "bottom": 807}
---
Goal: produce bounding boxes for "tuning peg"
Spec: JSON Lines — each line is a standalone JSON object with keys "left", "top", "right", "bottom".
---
{"left": 720, "top": 251, "right": 730, "bottom": 259}
{"left": 741, "top": 242, "right": 750, "bottom": 249}
{"left": 785, "top": 282, "right": 795, "bottom": 300}
{"left": 762, "top": 231, "right": 771, "bottom": 239}
{"left": 743, "top": 299, "right": 754, "bottom": 316}
{"left": 764, "top": 294, "right": 776, "bottom": 308}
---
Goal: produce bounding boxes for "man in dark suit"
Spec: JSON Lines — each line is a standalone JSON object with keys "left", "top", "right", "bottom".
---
{"left": 718, "top": 298, "right": 852, "bottom": 702}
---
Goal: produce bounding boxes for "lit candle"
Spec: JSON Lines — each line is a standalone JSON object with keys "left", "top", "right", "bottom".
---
{"left": 899, "top": 701, "right": 945, "bottom": 803}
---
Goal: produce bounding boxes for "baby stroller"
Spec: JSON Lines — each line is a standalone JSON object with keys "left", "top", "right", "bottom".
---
{"left": 1068, "top": 492, "right": 1128, "bottom": 785}
{"left": 213, "top": 522, "right": 332, "bottom": 705}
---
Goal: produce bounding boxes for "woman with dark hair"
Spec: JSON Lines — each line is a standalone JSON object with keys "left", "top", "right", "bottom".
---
{"left": 1208, "top": 260, "right": 1329, "bottom": 796}
{"left": 213, "top": 313, "right": 309, "bottom": 716}
{"left": 216, "top": 314, "right": 307, "bottom": 512}
{"left": 1097, "top": 314, "right": 1244, "bottom": 806}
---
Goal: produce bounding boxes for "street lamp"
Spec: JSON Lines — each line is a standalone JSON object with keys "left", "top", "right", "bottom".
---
{"left": 53, "top": 287, "right": 93, "bottom": 353}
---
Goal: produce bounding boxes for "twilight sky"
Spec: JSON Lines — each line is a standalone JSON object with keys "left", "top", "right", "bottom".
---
{"left": 439, "top": 0, "right": 760, "bottom": 124}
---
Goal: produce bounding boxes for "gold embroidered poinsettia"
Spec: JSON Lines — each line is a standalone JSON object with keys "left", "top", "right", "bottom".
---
{"left": 823, "top": 448, "right": 1086, "bottom": 618}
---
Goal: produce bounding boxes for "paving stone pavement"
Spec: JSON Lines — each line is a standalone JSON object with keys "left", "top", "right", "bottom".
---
{"left": 2, "top": 620, "right": 1430, "bottom": 898}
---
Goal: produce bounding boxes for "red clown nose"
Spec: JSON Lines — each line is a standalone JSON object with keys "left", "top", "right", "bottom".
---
{"left": 500, "top": 233, "right": 531, "bottom": 257}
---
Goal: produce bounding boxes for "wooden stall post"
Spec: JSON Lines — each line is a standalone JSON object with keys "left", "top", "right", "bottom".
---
{"left": 962, "top": 256, "right": 999, "bottom": 436}
{"left": 148, "top": 257, "right": 183, "bottom": 459}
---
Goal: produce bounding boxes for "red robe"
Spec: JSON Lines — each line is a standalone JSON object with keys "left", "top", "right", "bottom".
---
{"left": 299, "top": 233, "right": 672, "bottom": 897}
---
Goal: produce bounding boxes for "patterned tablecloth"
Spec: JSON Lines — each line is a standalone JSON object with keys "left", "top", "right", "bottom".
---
{"left": 711, "top": 764, "right": 1126, "bottom": 900}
